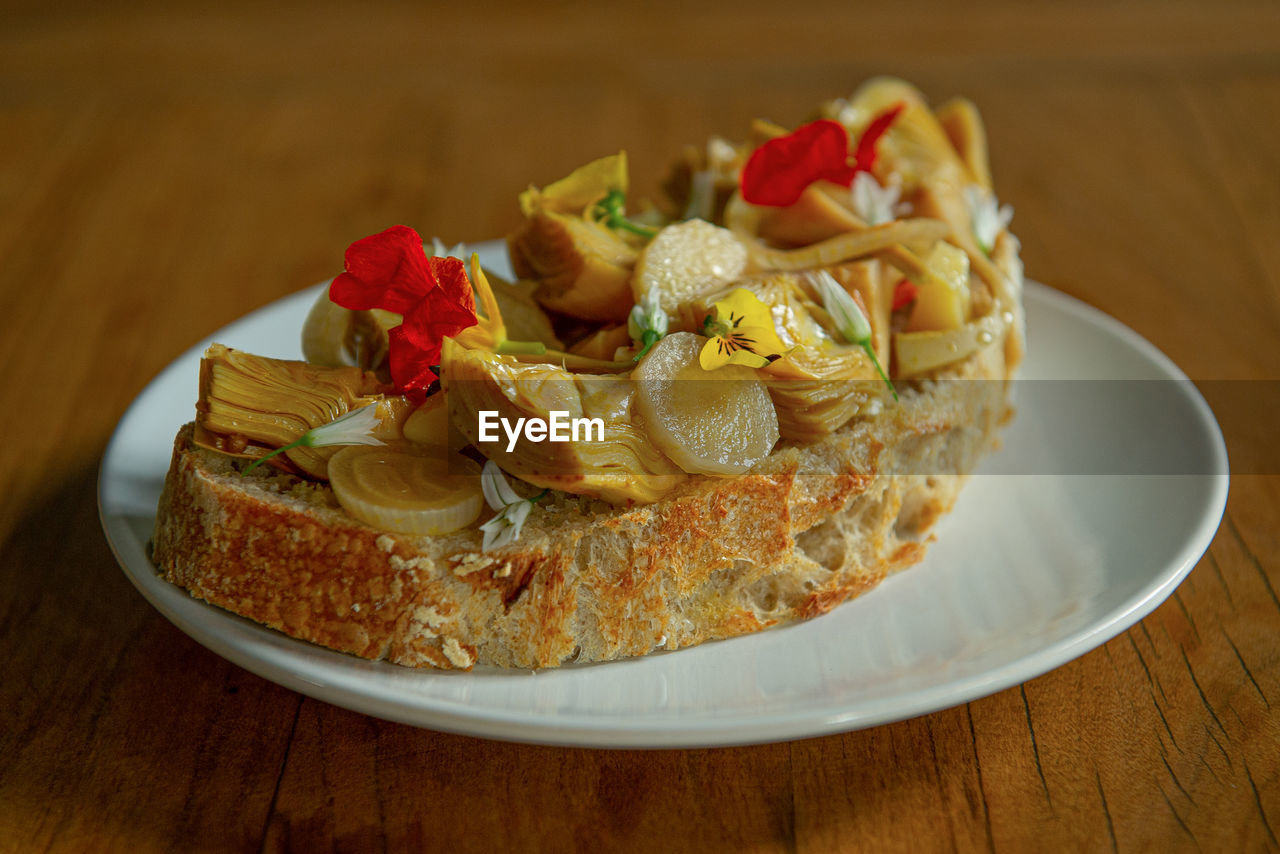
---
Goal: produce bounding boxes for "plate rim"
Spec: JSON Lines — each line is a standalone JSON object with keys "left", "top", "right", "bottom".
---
{"left": 98, "top": 271, "right": 1230, "bottom": 748}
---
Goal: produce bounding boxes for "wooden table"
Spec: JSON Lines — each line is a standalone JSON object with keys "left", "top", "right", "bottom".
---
{"left": 3, "top": 1, "right": 1278, "bottom": 850}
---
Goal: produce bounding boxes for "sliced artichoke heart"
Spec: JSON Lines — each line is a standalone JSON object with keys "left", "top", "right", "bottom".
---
{"left": 935, "top": 97, "right": 992, "bottom": 190}
{"left": 749, "top": 181, "right": 864, "bottom": 248}
{"left": 195, "top": 344, "right": 408, "bottom": 479}
{"left": 509, "top": 153, "right": 640, "bottom": 323}
{"left": 519, "top": 152, "right": 630, "bottom": 217}
{"left": 764, "top": 344, "right": 884, "bottom": 442}
{"left": 481, "top": 271, "right": 563, "bottom": 350}
{"left": 906, "top": 241, "right": 972, "bottom": 332}
{"left": 507, "top": 209, "right": 637, "bottom": 322}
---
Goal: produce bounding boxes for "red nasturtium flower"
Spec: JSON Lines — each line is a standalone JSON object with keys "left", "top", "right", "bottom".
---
{"left": 329, "top": 225, "right": 477, "bottom": 396}
{"left": 740, "top": 103, "right": 906, "bottom": 207}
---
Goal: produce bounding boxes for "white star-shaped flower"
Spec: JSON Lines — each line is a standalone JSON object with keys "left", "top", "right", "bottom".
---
{"left": 479, "top": 460, "right": 540, "bottom": 551}
{"left": 964, "top": 185, "right": 1014, "bottom": 254}
{"left": 851, "top": 172, "right": 901, "bottom": 226}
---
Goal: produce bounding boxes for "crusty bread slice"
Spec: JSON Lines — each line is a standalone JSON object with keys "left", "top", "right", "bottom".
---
{"left": 152, "top": 340, "right": 1013, "bottom": 670}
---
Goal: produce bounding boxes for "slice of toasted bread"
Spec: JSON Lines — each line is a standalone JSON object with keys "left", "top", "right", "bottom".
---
{"left": 153, "top": 339, "right": 1013, "bottom": 670}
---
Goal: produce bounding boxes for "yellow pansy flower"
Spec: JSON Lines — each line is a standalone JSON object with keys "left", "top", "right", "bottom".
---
{"left": 699, "top": 288, "right": 789, "bottom": 370}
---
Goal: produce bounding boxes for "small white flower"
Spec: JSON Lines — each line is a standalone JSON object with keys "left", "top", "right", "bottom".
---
{"left": 305, "top": 405, "right": 386, "bottom": 448}
{"left": 627, "top": 291, "right": 669, "bottom": 360}
{"left": 240, "top": 404, "right": 383, "bottom": 475}
{"left": 481, "top": 458, "right": 522, "bottom": 508}
{"left": 627, "top": 291, "right": 669, "bottom": 340}
{"left": 808, "top": 271, "right": 896, "bottom": 400}
{"left": 964, "top": 185, "right": 1014, "bottom": 254}
{"left": 706, "top": 137, "right": 738, "bottom": 171}
{"left": 427, "top": 237, "right": 470, "bottom": 261}
{"left": 479, "top": 460, "right": 541, "bottom": 551}
{"left": 810, "top": 271, "right": 871, "bottom": 344}
{"left": 850, "top": 172, "right": 901, "bottom": 226}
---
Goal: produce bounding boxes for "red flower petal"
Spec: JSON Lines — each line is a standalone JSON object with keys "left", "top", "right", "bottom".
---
{"left": 401, "top": 290, "right": 477, "bottom": 350}
{"left": 892, "top": 278, "right": 919, "bottom": 311}
{"left": 739, "top": 105, "right": 907, "bottom": 209}
{"left": 327, "top": 225, "right": 479, "bottom": 397}
{"left": 387, "top": 325, "right": 439, "bottom": 397}
{"left": 740, "top": 120, "right": 858, "bottom": 207}
{"left": 426, "top": 255, "right": 476, "bottom": 319}
{"left": 330, "top": 225, "right": 437, "bottom": 315}
{"left": 852, "top": 102, "right": 905, "bottom": 173}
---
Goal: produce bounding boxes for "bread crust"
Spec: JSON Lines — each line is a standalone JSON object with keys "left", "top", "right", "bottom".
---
{"left": 153, "top": 339, "right": 1014, "bottom": 670}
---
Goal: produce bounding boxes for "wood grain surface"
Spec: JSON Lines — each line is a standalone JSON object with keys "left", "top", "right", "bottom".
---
{"left": 2, "top": 1, "right": 1278, "bottom": 851}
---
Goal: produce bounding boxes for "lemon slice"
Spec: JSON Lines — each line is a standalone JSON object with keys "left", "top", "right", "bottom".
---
{"left": 633, "top": 331, "right": 779, "bottom": 475}
{"left": 328, "top": 446, "right": 483, "bottom": 536}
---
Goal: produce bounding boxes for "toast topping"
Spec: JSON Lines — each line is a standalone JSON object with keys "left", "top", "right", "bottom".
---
{"left": 330, "top": 226, "right": 478, "bottom": 397}
{"left": 633, "top": 332, "right": 780, "bottom": 476}
{"left": 327, "top": 445, "right": 484, "bottom": 536}
{"left": 188, "top": 77, "right": 1026, "bottom": 545}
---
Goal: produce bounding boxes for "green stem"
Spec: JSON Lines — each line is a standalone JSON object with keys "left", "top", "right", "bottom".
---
{"left": 241, "top": 435, "right": 308, "bottom": 476}
{"left": 496, "top": 338, "right": 547, "bottom": 356}
{"left": 633, "top": 329, "right": 660, "bottom": 362}
{"left": 595, "top": 190, "right": 658, "bottom": 240}
{"left": 611, "top": 218, "right": 658, "bottom": 239}
{"left": 861, "top": 341, "right": 898, "bottom": 401}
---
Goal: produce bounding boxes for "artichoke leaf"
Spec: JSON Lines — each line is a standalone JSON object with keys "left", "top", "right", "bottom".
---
{"left": 507, "top": 209, "right": 637, "bottom": 322}
{"left": 519, "top": 152, "right": 629, "bottom": 217}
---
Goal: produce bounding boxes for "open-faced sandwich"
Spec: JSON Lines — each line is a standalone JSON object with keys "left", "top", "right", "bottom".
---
{"left": 153, "top": 78, "right": 1025, "bottom": 670}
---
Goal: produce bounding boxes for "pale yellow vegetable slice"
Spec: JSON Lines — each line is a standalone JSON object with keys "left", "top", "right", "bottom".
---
{"left": 894, "top": 311, "right": 1006, "bottom": 377}
{"left": 936, "top": 97, "right": 992, "bottom": 190}
{"left": 633, "top": 331, "right": 779, "bottom": 476}
{"left": 328, "top": 446, "right": 483, "bottom": 536}
{"left": 747, "top": 218, "right": 948, "bottom": 272}
{"left": 906, "top": 241, "right": 971, "bottom": 332}
{"left": 633, "top": 220, "right": 748, "bottom": 316}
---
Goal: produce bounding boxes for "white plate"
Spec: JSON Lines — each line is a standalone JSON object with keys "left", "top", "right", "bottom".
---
{"left": 99, "top": 243, "right": 1229, "bottom": 748}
